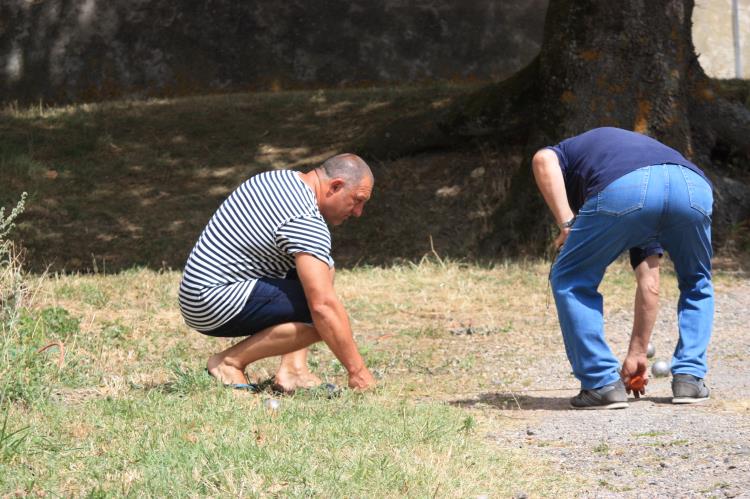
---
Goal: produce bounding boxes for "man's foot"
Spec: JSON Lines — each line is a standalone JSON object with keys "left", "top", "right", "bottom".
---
{"left": 672, "top": 374, "right": 710, "bottom": 404}
{"left": 273, "top": 368, "right": 322, "bottom": 394}
{"left": 570, "top": 379, "right": 629, "bottom": 410}
{"left": 207, "top": 354, "right": 250, "bottom": 386}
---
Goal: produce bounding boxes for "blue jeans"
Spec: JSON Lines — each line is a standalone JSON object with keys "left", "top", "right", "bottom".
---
{"left": 551, "top": 164, "right": 714, "bottom": 389}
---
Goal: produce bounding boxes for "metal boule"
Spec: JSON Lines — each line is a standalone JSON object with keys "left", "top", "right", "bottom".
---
{"left": 651, "top": 360, "right": 670, "bottom": 377}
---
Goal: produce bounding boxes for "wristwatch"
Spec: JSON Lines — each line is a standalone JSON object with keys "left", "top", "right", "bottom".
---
{"left": 560, "top": 216, "right": 576, "bottom": 229}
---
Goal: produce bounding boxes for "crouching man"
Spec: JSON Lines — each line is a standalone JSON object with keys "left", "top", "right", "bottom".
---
{"left": 179, "top": 154, "right": 376, "bottom": 392}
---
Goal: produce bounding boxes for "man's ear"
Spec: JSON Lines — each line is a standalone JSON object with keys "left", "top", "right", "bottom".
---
{"left": 329, "top": 178, "right": 345, "bottom": 193}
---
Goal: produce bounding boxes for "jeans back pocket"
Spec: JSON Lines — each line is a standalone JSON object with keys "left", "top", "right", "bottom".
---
{"left": 596, "top": 167, "right": 650, "bottom": 216}
{"left": 681, "top": 167, "right": 713, "bottom": 217}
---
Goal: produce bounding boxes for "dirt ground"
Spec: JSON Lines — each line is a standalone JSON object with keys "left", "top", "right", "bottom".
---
{"left": 447, "top": 278, "right": 750, "bottom": 497}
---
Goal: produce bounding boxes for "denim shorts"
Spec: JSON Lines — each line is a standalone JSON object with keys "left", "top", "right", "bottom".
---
{"left": 201, "top": 270, "right": 312, "bottom": 338}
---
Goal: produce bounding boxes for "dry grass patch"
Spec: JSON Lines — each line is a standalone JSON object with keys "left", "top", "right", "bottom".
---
{"left": 4, "top": 259, "right": 746, "bottom": 496}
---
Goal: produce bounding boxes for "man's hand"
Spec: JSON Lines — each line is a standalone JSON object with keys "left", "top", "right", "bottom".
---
{"left": 348, "top": 365, "right": 376, "bottom": 390}
{"left": 621, "top": 354, "right": 649, "bottom": 398}
{"left": 296, "top": 253, "right": 375, "bottom": 391}
{"left": 554, "top": 227, "right": 571, "bottom": 250}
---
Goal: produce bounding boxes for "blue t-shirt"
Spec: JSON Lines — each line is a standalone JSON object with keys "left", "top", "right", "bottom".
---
{"left": 546, "top": 127, "right": 709, "bottom": 267}
{"left": 547, "top": 127, "right": 707, "bottom": 213}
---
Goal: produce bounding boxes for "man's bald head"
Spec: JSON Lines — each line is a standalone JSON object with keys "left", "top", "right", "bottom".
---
{"left": 317, "top": 153, "right": 373, "bottom": 186}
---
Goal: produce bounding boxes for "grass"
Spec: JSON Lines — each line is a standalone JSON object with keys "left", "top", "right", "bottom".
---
{"left": 1, "top": 256, "right": 747, "bottom": 496}
{"left": 0, "top": 83, "right": 511, "bottom": 273}
{"left": 3, "top": 388, "right": 522, "bottom": 496}
{"left": 0, "top": 260, "right": 575, "bottom": 497}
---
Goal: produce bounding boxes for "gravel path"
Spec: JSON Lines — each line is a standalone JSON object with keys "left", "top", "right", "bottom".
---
{"left": 480, "top": 280, "right": 750, "bottom": 497}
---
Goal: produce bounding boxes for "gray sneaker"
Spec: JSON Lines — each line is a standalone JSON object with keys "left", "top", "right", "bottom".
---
{"left": 672, "top": 374, "right": 710, "bottom": 404}
{"left": 570, "top": 379, "right": 629, "bottom": 410}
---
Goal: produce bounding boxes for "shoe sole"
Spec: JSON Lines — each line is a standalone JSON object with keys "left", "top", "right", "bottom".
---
{"left": 672, "top": 396, "right": 710, "bottom": 404}
{"left": 570, "top": 401, "right": 629, "bottom": 410}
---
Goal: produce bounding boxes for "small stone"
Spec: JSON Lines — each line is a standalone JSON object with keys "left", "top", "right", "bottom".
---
{"left": 513, "top": 492, "right": 528, "bottom": 499}
{"left": 526, "top": 428, "right": 536, "bottom": 436}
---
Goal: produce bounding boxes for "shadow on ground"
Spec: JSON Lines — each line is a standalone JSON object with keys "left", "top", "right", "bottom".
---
{"left": 451, "top": 392, "right": 680, "bottom": 411}
{"left": 451, "top": 392, "right": 572, "bottom": 411}
{"left": 1, "top": 85, "right": 525, "bottom": 273}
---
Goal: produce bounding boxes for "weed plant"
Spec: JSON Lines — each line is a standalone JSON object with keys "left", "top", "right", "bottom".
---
{"left": 1, "top": 194, "right": 82, "bottom": 403}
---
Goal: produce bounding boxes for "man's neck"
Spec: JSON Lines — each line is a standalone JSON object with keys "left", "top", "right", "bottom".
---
{"left": 299, "top": 170, "right": 321, "bottom": 201}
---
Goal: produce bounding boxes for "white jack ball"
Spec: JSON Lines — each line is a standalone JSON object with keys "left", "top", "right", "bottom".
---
{"left": 264, "top": 398, "right": 281, "bottom": 411}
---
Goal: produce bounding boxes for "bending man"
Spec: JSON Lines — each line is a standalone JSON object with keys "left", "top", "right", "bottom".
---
{"left": 532, "top": 127, "right": 713, "bottom": 409}
{"left": 179, "top": 154, "right": 376, "bottom": 392}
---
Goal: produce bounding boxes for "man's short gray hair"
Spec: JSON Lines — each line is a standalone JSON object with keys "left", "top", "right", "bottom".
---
{"left": 318, "top": 153, "right": 373, "bottom": 185}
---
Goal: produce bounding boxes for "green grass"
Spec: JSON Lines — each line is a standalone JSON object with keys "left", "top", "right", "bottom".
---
{"left": 0, "top": 261, "right": 591, "bottom": 497}
{"left": 592, "top": 442, "right": 610, "bottom": 455}
{"left": 2, "top": 388, "right": 539, "bottom": 497}
{"left": 2, "top": 83, "right": 749, "bottom": 496}
{"left": 2, "top": 255, "right": 746, "bottom": 496}
{"left": 633, "top": 430, "right": 669, "bottom": 438}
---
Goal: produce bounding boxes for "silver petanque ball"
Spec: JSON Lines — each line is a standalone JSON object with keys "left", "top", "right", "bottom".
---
{"left": 647, "top": 342, "right": 656, "bottom": 358}
{"left": 264, "top": 398, "right": 281, "bottom": 411}
{"left": 651, "top": 360, "right": 670, "bottom": 378}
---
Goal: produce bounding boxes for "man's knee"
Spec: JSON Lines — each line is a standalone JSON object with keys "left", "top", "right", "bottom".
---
{"left": 301, "top": 323, "right": 322, "bottom": 343}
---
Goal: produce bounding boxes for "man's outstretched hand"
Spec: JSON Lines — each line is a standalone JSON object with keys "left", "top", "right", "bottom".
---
{"left": 621, "top": 355, "right": 649, "bottom": 398}
{"left": 348, "top": 365, "right": 376, "bottom": 391}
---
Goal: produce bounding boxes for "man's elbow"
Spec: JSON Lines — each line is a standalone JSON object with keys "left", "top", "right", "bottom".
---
{"left": 532, "top": 149, "right": 554, "bottom": 172}
{"left": 308, "top": 295, "right": 339, "bottom": 320}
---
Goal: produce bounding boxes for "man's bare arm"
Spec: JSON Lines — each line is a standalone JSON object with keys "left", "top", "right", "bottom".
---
{"left": 532, "top": 149, "right": 576, "bottom": 248}
{"left": 630, "top": 255, "right": 660, "bottom": 355}
{"left": 622, "top": 255, "right": 661, "bottom": 396}
{"left": 295, "top": 252, "right": 375, "bottom": 389}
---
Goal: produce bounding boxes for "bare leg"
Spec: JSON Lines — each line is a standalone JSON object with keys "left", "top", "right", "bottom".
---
{"left": 274, "top": 348, "right": 322, "bottom": 392}
{"left": 207, "top": 322, "right": 320, "bottom": 385}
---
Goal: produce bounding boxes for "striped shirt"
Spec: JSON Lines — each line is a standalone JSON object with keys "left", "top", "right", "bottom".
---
{"left": 179, "top": 170, "right": 333, "bottom": 332}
